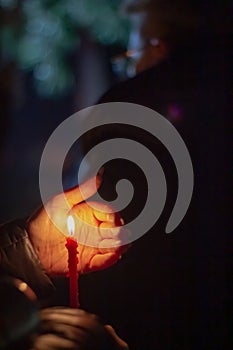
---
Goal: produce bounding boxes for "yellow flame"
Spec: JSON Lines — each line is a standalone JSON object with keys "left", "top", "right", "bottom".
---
{"left": 67, "top": 215, "right": 75, "bottom": 236}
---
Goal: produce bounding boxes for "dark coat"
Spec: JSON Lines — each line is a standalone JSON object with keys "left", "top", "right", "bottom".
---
{"left": 80, "top": 41, "right": 231, "bottom": 350}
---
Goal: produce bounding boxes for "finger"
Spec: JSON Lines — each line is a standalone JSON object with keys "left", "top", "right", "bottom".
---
{"left": 89, "top": 252, "right": 121, "bottom": 271}
{"left": 73, "top": 202, "right": 100, "bottom": 227}
{"left": 99, "top": 223, "right": 132, "bottom": 250}
{"left": 40, "top": 309, "right": 98, "bottom": 328}
{"left": 105, "top": 325, "right": 129, "bottom": 349}
{"left": 32, "top": 333, "right": 77, "bottom": 349}
{"left": 40, "top": 321, "right": 87, "bottom": 342}
{"left": 99, "top": 221, "right": 122, "bottom": 239}
{"left": 64, "top": 175, "right": 102, "bottom": 206}
{"left": 94, "top": 209, "right": 123, "bottom": 226}
{"left": 86, "top": 201, "right": 122, "bottom": 225}
{"left": 99, "top": 239, "right": 122, "bottom": 252}
{"left": 41, "top": 307, "right": 87, "bottom": 318}
{"left": 99, "top": 241, "right": 130, "bottom": 257}
{"left": 94, "top": 209, "right": 116, "bottom": 223}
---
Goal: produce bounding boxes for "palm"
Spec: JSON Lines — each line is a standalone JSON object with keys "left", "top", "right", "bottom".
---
{"left": 28, "top": 176, "right": 127, "bottom": 276}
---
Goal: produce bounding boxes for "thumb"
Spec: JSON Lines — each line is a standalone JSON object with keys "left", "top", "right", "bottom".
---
{"left": 105, "top": 325, "right": 129, "bottom": 349}
{"left": 64, "top": 174, "right": 102, "bottom": 206}
{"left": 89, "top": 252, "right": 121, "bottom": 272}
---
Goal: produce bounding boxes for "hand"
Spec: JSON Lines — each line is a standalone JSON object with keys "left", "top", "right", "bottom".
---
{"left": 27, "top": 175, "right": 128, "bottom": 276}
{"left": 32, "top": 307, "right": 128, "bottom": 350}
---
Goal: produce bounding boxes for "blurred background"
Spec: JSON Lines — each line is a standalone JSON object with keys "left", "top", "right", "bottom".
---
{"left": 0, "top": 0, "right": 131, "bottom": 221}
{"left": 0, "top": 2, "right": 231, "bottom": 350}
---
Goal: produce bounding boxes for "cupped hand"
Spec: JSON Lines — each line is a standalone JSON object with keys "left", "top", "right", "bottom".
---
{"left": 27, "top": 175, "right": 128, "bottom": 276}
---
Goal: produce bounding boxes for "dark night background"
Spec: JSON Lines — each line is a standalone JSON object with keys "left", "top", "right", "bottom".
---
{"left": 0, "top": 1, "right": 232, "bottom": 350}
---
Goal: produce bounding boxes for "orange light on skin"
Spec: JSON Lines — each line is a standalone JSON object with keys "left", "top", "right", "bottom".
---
{"left": 66, "top": 215, "right": 80, "bottom": 308}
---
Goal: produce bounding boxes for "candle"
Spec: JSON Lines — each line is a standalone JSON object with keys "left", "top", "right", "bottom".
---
{"left": 66, "top": 215, "right": 80, "bottom": 308}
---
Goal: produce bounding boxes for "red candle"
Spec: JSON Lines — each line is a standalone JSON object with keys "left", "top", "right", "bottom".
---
{"left": 66, "top": 215, "right": 80, "bottom": 308}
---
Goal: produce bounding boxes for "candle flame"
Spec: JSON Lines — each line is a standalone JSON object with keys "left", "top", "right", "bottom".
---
{"left": 67, "top": 215, "right": 75, "bottom": 236}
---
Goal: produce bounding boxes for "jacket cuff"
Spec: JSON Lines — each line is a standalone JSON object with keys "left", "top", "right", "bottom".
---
{"left": 0, "top": 219, "right": 55, "bottom": 300}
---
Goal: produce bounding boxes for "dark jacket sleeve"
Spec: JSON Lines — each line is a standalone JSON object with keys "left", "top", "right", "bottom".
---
{"left": 0, "top": 219, "right": 55, "bottom": 299}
